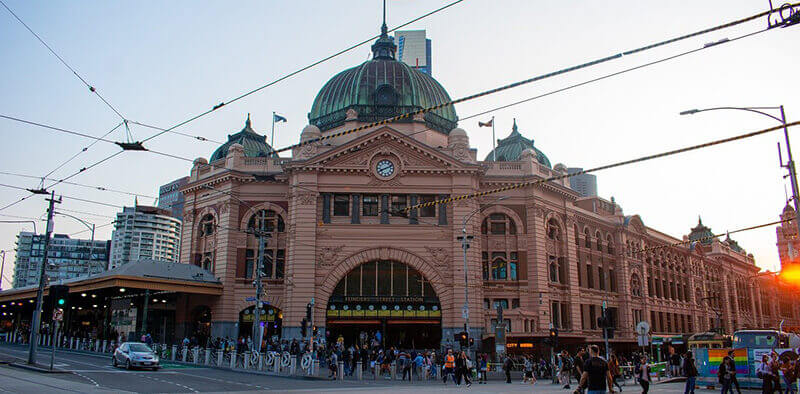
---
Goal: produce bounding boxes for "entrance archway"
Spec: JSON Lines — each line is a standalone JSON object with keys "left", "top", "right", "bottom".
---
{"left": 238, "top": 305, "right": 282, "bottom": 343}
{"left": 190, "top": 306, "right": 212, "bottom": 347}
{"left": 326, "top": 260, "right": 441, "bottom": 349}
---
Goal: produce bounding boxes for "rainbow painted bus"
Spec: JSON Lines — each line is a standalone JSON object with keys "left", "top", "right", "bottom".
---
{"left": 695, "top": 329, "right": 800, "bottom": 389}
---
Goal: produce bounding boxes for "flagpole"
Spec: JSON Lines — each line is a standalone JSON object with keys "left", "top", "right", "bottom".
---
{"left": 271, "top": 111, "right": 276, "bottom": 147}
{"left": 492, "top": 116, "right": 496, "bottom": 161}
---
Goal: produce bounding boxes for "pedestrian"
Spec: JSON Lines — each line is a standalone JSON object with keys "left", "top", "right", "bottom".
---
{"left": 457, "top": 351, "right": 472, "bottom": 386}
{"left": 503, "top": 354, "right": 514, "bottom": 384}
{"left": 781, "top": 357, "right": 797, "bottom": 394}
{"left": 670, "top": 349, "right": 682, "bottom": 378}
{"left": 523, "top": 356, "right": 533, "bottom": 383}
{"left": 578, "top": 345, "right": 614, "bottom": 394}
{"left": 329, "top": 351, "right": 338, "bottom": 380}
{"left": 609, "top": 354, "right": 624, "bottom": 392}
{"left": 684, "top": 352, "right": 698, "bottom": 394}
{"left": 560, "top": 350, "right": 574, "bottom": 389}
{"left": 758, "top": 355, "right": 775, "bottom": 394}
{"left": 479, "top": 354, "right": 488, "bottom": 384}
{"left": 727, "top": 351, "right": 743, "bottom": 394}
{"left": 719, "top": 356, "right": 735, "bottom": 394}
{"left": 637, "top": 355, "right": 652, "bottom": 394}
{"left": 443, "top": 349, "right": 456, "bottom": 385}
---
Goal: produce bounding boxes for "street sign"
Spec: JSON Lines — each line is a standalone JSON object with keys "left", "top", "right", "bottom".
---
{"left": 461, "top": 306, "right": 469, "bottom": 319}
{"left": 637, "top": 335, "right": 649, "bottom": 347}
{"left": 53, "top": 308, "right": 63, "bottom": 322}
{"left": 246, "top": 296, "right": 257, "bottom": 302}
{"left": 636, "top": 321, "right": 650, "bottom": 336}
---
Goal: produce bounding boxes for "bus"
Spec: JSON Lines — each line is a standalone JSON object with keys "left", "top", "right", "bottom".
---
{"left": 732, "top": 329, "right": 800, "bottom": 349}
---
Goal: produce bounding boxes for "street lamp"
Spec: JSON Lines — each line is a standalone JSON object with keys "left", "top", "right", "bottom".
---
{"left": 457, "top": 195, "right": 508, "bottom": 352}
{"left": 53, "top": 212, "right": 102, "bottom": 273}
{"left": 680, "top": 105, "right": 800, "bottom": 236}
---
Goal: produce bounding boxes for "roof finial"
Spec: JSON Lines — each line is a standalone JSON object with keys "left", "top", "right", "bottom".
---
{"left": 382, "top": 0, "right": 387, "bottom": 33}
{"left": 512, "top": 118, "right": 518, "bottom": 133}
{"left": 698, "top": 215, "right": 702, "bottom": 225}
{"left": 246, "top": 113, "right": 252, "bottom": 128}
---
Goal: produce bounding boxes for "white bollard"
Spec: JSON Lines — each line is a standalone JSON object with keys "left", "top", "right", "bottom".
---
{"left": 180, "top": 347, "right": 187, "bottom": 361}
{"left": 193, "top": 348, "right": 200, "bottom": 364}
{"left": 273, "top": 354, "right": 280, "bottom": 373}
{"left": 290, "top": 357, "right": 296, "bottom": 375}
{"left": 258, "top": 353, "right": 263, "bottom": 370}
{"left": 230, "top": 350, "right": 237, "bottom": 369}
{"left": 375, "top": 362, "right": 380, "bottom": 380}
{"left": 95, "top": 339, "right": 100, "bottom": 351}
{"left": 205, "top": 349, "right": 211, "bottom": 366}
{"left": 171, "top": 345, "right": 177, "bottom": 361}
{"left": 338, "top": 361, "right": 344, "bottom": 382}
{"left": 391, "top": 361, "right": 396, "bottom": 380}
{"left": 217, "top": 350, "right": 223, "bottom": 367}
{"left": 356, "top": 361, "right": 362, "bottom": 380}
{"left": 244, "top": 351, "right": 250, "bottom": 369}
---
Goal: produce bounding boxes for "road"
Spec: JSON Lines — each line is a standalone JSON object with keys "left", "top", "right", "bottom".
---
{"left": 0, "top": 344, "right": 746, "bottom": 393}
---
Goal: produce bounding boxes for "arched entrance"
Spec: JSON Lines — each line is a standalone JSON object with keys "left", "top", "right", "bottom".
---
{"left": 326, "top": 260, "right": 441, "bottom": 349}
{"left": 238, "top": 305, "right": 282, "bottom": 343}
{"left": 190, "top": 306, "right": 212, "bottom": 347}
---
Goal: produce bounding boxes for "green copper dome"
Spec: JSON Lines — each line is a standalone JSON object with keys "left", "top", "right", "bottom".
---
{"left": 484, "top": 119, "right": 551, "bottom": 167}
{"left": 688, "top": 216, "right": 714, "bottom": 245}
{"left": 210, "top": 115, "right": 279, "bottom": 162}
{"left": 308, "top": 24, "right": 457, "bottom": 134}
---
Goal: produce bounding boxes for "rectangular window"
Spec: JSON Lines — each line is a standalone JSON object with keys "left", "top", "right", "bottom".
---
{"left": 481, "top": 252, "right": 489, "bottom": 280}
{"left": 509, "top": 252, "right": 518, "bottom": 281}
{"left": 263, "top": 250, "right": 273, "bottom": 278}
{"left": 586, "top": 264, "right": 594, "bottom": 288}
{"left": 490, "top": 221, "right": 506, "bottom": 235}
{"left": 598, "top": 268, "right": 606, "bottom": 291}
{"left": 491, "top": 252, "right": 507, "bottom": 280}
{"left": 419, "top": 195, "right": 436, "bottom": 217}
{"left": 484, "top": 298, "right": 490, "bottom": 309}
{"left": 512, "top": 298, "right": 520, "bottom": 309}
{"left": 590, "top": 305, "right": 597, "bottom": 329}
{"left": 275, "top": 249, "right": 285, "bottom": 279}
{"left": 609, "top": 269, "right": 617, "bottom": 292}
{"left": 362, "top": 195, "right": 379, "bottom": 216}
{"left": 244, "top": 249, "right": 255, "bottom": 279}
{"left": 333, "top": 194, "right": 350, "bottom": 216}
{"left": 391, "top": 195, "right": 407, "bottom": 214}
{"left": 551, "top": 302, "right": 561, "bottom": 329}
{"left": 492, "top": 299, "right": 509, "bottom": 310}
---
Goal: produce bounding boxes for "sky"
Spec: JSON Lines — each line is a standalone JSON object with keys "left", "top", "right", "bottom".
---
{"left": 1, "top": 0, "right": 799, "bottom": 289}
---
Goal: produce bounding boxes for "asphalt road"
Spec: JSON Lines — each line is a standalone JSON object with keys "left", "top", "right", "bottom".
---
{"left": 0, "top": 344, "right": 750, "bottom": 393}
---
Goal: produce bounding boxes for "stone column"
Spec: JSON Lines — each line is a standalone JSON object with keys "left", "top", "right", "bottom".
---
{"left": 284, "top": 174, "right": 319, "bottom": 340}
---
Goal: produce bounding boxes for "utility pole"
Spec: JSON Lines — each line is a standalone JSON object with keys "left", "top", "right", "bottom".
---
{"left": 29, "top": 190, "right": 60, "bottom": 365}
{"left": 251, "top": 232, "right": 269, "bottom": 351}
{"left": 457, "top": 232, "right": 473, "bottom": 353}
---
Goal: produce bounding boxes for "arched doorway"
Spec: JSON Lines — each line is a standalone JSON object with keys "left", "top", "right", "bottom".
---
{"left": 238, "top": 305, "right": 282, "bottom": 343}
{"left": 326, "top": 260, "right": 441, "bottom": 349}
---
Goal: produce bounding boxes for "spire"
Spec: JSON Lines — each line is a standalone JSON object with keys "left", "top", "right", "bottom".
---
{"left": 512, "top": 118, "right": 519, "bottom": 134}
{"left": 371, "top": 0, "right": 396, "bottom": 60}
{"left": 698, "top": 215, "right": 703, "bottom": 226}
{"left": 246, "top": 113, "right": 252, "bottom": 128}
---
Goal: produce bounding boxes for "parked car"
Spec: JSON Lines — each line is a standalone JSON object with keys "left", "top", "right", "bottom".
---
{"left": 112, "top": 342, "right": 160, "bottom": 370}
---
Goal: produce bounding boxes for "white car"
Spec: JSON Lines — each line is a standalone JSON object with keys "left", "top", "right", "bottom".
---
{"left": 112, "top": 342, "right": 160, "bottom": 370}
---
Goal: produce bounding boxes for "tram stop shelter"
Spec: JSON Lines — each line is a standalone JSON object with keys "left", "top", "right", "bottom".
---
{"left": 0, "top": 260, "right": 222, "bottom": 345}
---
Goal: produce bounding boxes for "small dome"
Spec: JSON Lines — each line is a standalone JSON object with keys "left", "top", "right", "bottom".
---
{"left": 193, "top": 157, "right": 208, "bottom": 166}
{"left": 553, "top": 163, "right": 568, "bottom": 172}
{"left": 449, "top": 127, "right": 467, "bottom": 138}
{"left": 300, "top": 124, "right": 321, "bottom": 141}
{"left": 484, "top": 119, "right": 551, "bottom": 167}
{"left": 688, "top": 216, "right": 714, "bottom": 245}
{"left": 308, "top": 24, "right": 457, "bottom": 134}
{"left": 210, "top": 114, "right": 279, "bottom": 162}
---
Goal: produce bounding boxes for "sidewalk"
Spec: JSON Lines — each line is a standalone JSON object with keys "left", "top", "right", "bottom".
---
{"left": 0, "top": 365, "right": 129, "bottom": 393}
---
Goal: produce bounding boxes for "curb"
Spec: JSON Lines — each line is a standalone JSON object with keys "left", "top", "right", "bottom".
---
{"left": 8, "top": 361, "right": 71, "bottom": 373}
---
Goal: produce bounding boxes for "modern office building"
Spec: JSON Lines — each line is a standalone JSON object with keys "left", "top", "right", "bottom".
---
{"left": 395, "top": 30, "right": 431, "bottom": 75}
{"left": 109, "top": 205, "right": 182, "bottom": 269}
{"left": 12, "top": 232, "right": 109, "bottom": 288}
{"left": 567, "top": 167, "right": 598, "bottom": 197}
{"left": 158, "top": 176, "right": 190, "bottom": 221}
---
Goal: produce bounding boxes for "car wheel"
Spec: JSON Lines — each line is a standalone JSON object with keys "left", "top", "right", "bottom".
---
{"left": 125, "top": 359, "right": 131, "bottom": 370}
{"left": 112, "top": 356, "right": 117, "bottom": 367}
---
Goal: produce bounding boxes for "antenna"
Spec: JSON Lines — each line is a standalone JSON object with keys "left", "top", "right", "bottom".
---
{"left": 383, "top": 0, "right": 386, "bottom": 26}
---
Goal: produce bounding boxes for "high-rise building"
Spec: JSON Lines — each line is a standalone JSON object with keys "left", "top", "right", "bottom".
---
{"left": 158, "top": 176, "right": 189, "bottom": 221}
{"left": 395, "top": 30, "right": 431, "bottom": 75}
{"left": 12, "top": 232, "right": 109, "bottom": 288}
{"left": 109, "top": 205, "right": 181, "bottom": 269}
{"left": 567, "top": 167, "right": 598, "bottom": 197}
{"left": 776, "top": 204, "right": 799, "bottom": 271}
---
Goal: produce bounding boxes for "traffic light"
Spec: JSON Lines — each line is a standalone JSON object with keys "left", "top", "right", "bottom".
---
{"left": 455, "top": 331, "right": 468, "bottom": 347}
{"left": 549, "top": 328, "right": 559, "bottom": 347}
{"left": 312, "top": 325, "right": 318, "bottom": 337}
{"left": 306, "top": 303, "right": 312, "bottom": 321}
{"left": 468, "top": 337, "right": 474, "bottom": 347}
{"left": 50, "top": 285, "right": 69, "bottom": 307}
{"left": 301, "top": 318, "right": 308, "bottom": 337}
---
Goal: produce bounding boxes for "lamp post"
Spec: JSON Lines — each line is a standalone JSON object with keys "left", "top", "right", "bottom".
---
{"left": 457, "top": 195, "right": 508, "bottom": 353}
{"left": 53, "top": 212, "right": 102, "bottom": 273}
{"left": 681, "top": 106, "right": 800, "bottom": 235}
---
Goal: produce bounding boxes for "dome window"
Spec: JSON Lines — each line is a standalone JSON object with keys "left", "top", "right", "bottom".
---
{"left": 374, "top": 85, "right": 398, "bottom": 107}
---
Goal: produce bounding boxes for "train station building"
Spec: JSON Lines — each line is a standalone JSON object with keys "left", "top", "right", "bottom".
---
{"left": 2, "top": 22, "right": 799, "bottom": 355}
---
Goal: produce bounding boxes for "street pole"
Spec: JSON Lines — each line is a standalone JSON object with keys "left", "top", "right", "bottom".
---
{"left": 602, "top": 303, "right": 610, "bottom": 359}
{"left": 778, "top": 105, "right": 800, "bottom": 236}
{"left": 50, "top": 320, "right": 58, "bottom": 371}
{"left": 0, "top": 250, "right": 5, "bottom": 291}
{"left": 271, "top": 112, "right": 276, "bottom": 148}
{"left": 252, "top": 233, "right": 266, "bottom": 351}
{"left": 29, "top": 190, "right": 59, "bottom": 365}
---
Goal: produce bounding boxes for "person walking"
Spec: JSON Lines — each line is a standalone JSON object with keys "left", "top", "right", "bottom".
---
{"left": 637, "top": 355, "right": 652, "bottom": 394}
{"left": 457, "top": 351, "right": 472, "bottom": 387}
{"left": 609, "top": 354, "right": 624, "bottom": 392}
{"left": 578, "top": 345, "right": 614, "bottom": 394}
{"left": 727, "top": 351, "right": 743, "bottom": 394}
{"left": 478, "top": 354, "right": 488, "bottom": 384}
{"left": 523, "top": 356, "right": 533, "bottom": 384}
{"left": 684, "top": 352, "right": 698, "bottom": 394}
{"left": 560, "top": 350, "right": 574, "bottom": 389}
{"left": 443, "top": 349, "right": 456, "bottom": 385}
{"left": 781, "top": 357, "right": 797, "bottom": 394}
{"left": 503, "top": 355, "right": 514, "bottom": 384}
{"left": 719, "top": 357, "right": 735, "bottom": 394}
{"left": 758, "top": 355, "right": 775, "bottom": 394}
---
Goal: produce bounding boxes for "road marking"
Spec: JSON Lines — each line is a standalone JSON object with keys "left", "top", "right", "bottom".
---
{"left": 137, "top": 372, "right": 199, "bottom": 393}
{"left": 0, "top": 367, "right": 90, "bottom": 393}
{"left": 172, "top": 370, "right": 270, "bottom": 390}
{"left": 72, "top": 371, "right": 100, "bottom": 387}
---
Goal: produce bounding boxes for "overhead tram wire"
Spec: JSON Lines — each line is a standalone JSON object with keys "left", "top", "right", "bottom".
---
{"left": 0, "top": 183, "right": 125, "bottom": 209}
{"left": 138, "top": 0, "right": 468, "bottom": 145}
{"left": 0, "top": 0, "right": 125, "bottom": 121}
{"left": 0, "top": 171, "right": 156, "bottom": 199}
{"left": 398, "top": 121, "right": 800, "bottom": 214}
{"left": 632, "top": 218, "right": 792, "bottom": 256}
{"left": 265, "top": 5, "right": 797, "bottom": 156}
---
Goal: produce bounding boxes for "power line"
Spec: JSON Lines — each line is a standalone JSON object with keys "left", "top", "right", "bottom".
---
{"left": 401, "top": 121, "right": 800, "bottom": 213}
{"left": 0, "top": 171, "right": 156, "bottom": 198}
{"left": 0, "top": 183, "right": 124, "bottom": 209}
{"left": 55, "top": 208, "right": 116, "bottom": 219}
{"left": 0, "top": 0, "right": 125, "bottom": 120}
{"left": 138, "top": 0, "right": 467, "bottom": 144}
{"left": 41, "top": 121, "right": 125, "bottom": 180}
{"left": 69, "top": 220, "right": 116, "bottom": 236}
{"left": 268, "top": 6, "right": 789, "bottom": 156}
{"left": 128, "top": 120, "right": 223, "bottom": 145}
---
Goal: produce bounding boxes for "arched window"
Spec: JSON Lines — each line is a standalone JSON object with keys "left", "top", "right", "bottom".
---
{"left": 595, "top": 231, "right": 603, "bottom": 251}
{"left": 243, "top": 209, "right": 287, "bottom": 279}
{"left": 199, "top": 214, "right": 215, "bottom": 236}
{"left": 482, "top": 213, "right": 517, "bottom": 235}
{"left": 574, "top": 224, "right": 580, "bottom": 246}
{"left": 491, "top": 254, "right": 507, "bottom": 280}
{"left": 606, "top": 235, "right": 614, "bottom": 255}
{"left": 584, "top": 228, "right": 591, "bottom": 248}
{"left": 547, "top": 218, "right": 567, "bottom": 285}
{"left": 248, "top": 209, "right": 285, "bottom": 233}
{"left": 631, "top": 274, "right": 642, "bottom": 297}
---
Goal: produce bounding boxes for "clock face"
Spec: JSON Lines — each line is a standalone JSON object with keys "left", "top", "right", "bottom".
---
{"left": 376, "top": 159, "right": 395, "bottom": 177}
